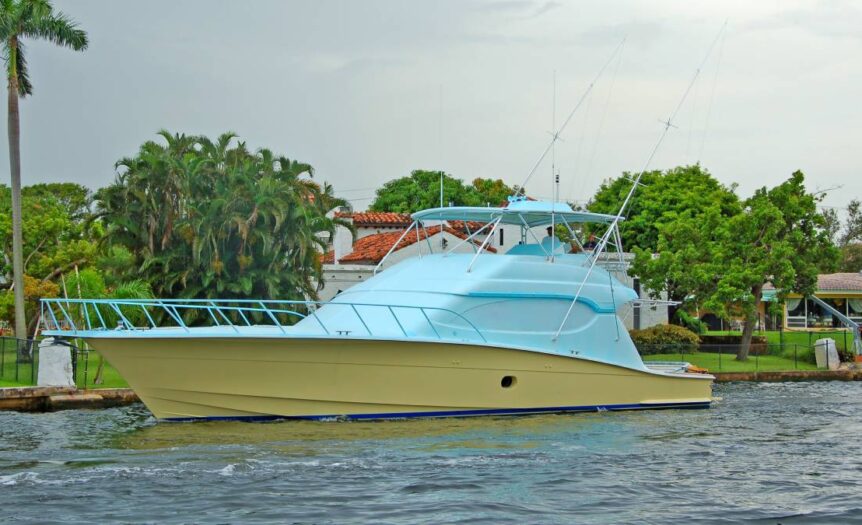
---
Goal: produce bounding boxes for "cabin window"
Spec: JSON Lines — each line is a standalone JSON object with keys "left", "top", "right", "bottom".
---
{"left": 499, "top": 229, "right": 504, "bottom": 246}
{"left": 501, "top": 375, "right": 516, "bottom": 388}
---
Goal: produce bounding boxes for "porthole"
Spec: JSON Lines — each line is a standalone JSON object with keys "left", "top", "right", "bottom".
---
{"left": 501, "top": 375, "right": 516, "bottom": 388}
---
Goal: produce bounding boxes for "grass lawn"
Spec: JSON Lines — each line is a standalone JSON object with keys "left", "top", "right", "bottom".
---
{"left": 642, "top": 352, "right": 819, "bottom": 372}
{"left": 704, "top": 329, "right": 854, "bottom": 351}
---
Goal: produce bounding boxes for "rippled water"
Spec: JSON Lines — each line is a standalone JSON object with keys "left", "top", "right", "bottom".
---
{"left": 2, "top": 382, "right": 862, "bottom": 524}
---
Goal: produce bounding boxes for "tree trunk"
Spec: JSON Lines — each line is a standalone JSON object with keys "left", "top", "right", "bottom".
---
{"left": 736, "top": 284, "right": 763, "bottom": 361}
{"left": 7, "top": 36, "right": 27, "bottom": 342}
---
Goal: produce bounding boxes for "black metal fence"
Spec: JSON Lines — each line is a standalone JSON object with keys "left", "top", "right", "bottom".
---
{"left": 0, "top": 337, "right": 40, "bottom": 385}
{"left": 0, "top": 337, "right": 93, "bottom": 388}
{"left": 638, "top": 342, "right": 835, "bottom": 371}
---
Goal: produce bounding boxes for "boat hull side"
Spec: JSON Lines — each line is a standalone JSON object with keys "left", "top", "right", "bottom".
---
{"left": 86, "top": 337, "right": 713, "bottom": 420}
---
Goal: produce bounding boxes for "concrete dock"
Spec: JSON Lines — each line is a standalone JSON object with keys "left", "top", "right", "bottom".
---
{"left": 0, "top": 386, "right": 139, "bottom": 412}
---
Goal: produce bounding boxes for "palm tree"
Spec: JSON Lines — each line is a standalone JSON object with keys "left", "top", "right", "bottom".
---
{"left": 1, "top": 0, "right": 87, "bottom": 337}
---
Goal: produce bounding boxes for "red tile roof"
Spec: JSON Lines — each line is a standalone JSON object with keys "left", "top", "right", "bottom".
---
{"left": 448, "top": 220, "right": 489, "bottom": 233}
{"left": 335, "top": 211, "right": 413, "bottom": 228}
{"left": 321, "top": 250, "right": 334, "bottom": 264}
{"left": 337, "top": 225, "right": 496, "bottom": 264}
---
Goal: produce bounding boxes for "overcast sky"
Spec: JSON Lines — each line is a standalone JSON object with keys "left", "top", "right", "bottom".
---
{"left": 4, "top": 0, "right": 860, "bottom": 212}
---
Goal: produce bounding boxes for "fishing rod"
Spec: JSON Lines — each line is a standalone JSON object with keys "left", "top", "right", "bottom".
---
{"left": 553, "top": 21, "right": 729, "bottom": 341}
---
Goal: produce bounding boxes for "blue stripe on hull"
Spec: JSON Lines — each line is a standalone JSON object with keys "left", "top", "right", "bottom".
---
{"left": 162, "top": 400, "right": 711, "bottom": 423}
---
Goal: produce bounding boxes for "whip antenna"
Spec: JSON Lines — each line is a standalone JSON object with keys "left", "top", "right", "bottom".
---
{"left": 515, "top": 37, "right": 626, "bottom": 197}
{"left": 553, "top": 21, "right": 728, "bottom": 341}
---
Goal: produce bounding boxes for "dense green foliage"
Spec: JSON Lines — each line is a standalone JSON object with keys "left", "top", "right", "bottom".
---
{"left": 629, "top": 324, "right": 701, "bottom": 354}
{"left": 631, "top": 171, "right": 838, "bottom": 360}
{"left": 96, "top": 131, "right": 347, "bottom": 302}
{"left": 0, "top": 183, "right": 99, "bottom": 280}
{"left": 823, "top": 199, "right": 862, "bottom": 272}
{"left": 370, "top": 170, "right": 515, "bottom": 213}
{"left": 588, "top": 165, "right": 739, "bottom": 252}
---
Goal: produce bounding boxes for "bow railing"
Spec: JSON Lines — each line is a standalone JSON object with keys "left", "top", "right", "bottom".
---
{"left": 39, "top": 298, "right": 487, "bottom": 343}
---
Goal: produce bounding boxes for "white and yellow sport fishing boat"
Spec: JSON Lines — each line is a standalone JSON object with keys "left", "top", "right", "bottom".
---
{"left": 40, "top": 197, "right": 713, "bottom": 421}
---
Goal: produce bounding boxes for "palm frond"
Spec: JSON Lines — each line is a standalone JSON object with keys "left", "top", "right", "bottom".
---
{"left": 22, "top": 10, "right": 88, "bottom": 51}
{"left": 13, "top": 39, "right": 31, "bottom": 95}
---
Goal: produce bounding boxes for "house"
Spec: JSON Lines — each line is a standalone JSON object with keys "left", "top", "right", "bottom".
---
{"left": 762, "top": 272, "right": 862, "bottom": 330}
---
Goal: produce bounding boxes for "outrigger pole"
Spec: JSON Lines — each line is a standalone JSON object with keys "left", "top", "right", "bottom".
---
{"left": 553, "top": 21, "right": 729, "bottom": 341}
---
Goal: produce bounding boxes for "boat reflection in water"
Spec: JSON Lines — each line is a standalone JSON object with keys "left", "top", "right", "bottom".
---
{"left": 41, "top": 198, "right": 712, "bottom": 421}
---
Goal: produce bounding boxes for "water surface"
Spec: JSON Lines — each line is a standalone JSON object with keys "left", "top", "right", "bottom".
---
{"left": 2, "top": 382, "right": 861, "bottom": 524}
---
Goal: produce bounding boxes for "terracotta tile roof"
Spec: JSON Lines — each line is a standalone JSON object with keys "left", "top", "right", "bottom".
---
{"left": 321, "top": 250, "right": 334, "bottom": 264}
{"left": 448, "top": 220, "right": 489, "bottom": 233}
{"left": 338, "top": 225, "right": 496, "bottom": 264}
{"left": 335, "top": 211, "right": 413, "bottom": 228}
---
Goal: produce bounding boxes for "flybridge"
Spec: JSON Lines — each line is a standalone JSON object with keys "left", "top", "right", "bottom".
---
{"left": 372, "top": 197, "right": 628, "bottom": 275}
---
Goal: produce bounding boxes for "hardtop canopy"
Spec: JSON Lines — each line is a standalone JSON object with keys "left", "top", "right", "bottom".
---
{"left": 411, "top": 199, "right": 622, "bottom": 228}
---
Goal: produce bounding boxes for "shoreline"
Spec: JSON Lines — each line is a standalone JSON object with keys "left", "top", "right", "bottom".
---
{"left": 2, "top": 369, "right": 861, "bottom": 413}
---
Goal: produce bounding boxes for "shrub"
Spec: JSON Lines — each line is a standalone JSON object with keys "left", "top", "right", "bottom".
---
{"left": 675, "top": 310, "right": 707, "bottom": 335}
{"left": 629, "top": 324, "right": 701, "bottom": 355}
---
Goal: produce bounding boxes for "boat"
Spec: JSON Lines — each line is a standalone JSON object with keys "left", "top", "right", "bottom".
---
{"left": 40, "top": 196, "right": 713, "bottom": 421}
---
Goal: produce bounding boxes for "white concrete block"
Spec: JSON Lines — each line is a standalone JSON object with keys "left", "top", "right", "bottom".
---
{"left": 814, "top": 338, "right": 840, "bottom": 370}
{"left": 37, "top": 338, "right": 75, "bottom": 387}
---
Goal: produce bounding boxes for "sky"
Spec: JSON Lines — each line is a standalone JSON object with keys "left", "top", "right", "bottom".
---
{"left": 4, "top": 0, "right": 861, "bottom": 213}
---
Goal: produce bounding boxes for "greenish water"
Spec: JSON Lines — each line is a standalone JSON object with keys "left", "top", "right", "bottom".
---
{"left": 1, "top": 382, "right": 861, "bottom": 524}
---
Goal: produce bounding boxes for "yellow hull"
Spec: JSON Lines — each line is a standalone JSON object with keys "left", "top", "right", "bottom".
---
{"left": 88, "top": 337, "right": 713, "bottom": 421}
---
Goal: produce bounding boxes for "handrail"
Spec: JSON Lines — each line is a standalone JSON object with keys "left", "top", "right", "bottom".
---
{"left": 40, "top": 298, "right": 487, "bottom": 344}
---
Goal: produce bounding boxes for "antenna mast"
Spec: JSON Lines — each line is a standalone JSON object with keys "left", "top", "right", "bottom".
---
{"left": 551, "top": 69, "right": 557, "bottom": 262}
{"left": 553, "top": 22, "right": 728, "bottom": 341}
{"left": 552, "top": 69, "right": 557, "bottom": 203}
{"left": 515, "top": 38, "right": 626, "bottom": 198}
{"left": 439, "top": 84, "right": 444, "bottom": 208}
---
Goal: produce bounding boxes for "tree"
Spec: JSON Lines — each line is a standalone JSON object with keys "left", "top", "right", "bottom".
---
{"left": 469, "top": 178, "right": 515, "bottom": 207}
{"left": 823, "top": 199, "right": 862, "bottom": 272}
{"left": 96, "top": 131, "right": 348, "bottom": 309}
{"left": 0, "top": 183, "right": 99, "bottom": 280}
{"left": 0, "top": 183, "right": 100, "bottom": 334}
{"left": 370, "top": 170, "right": 515, "bottom": 213}
{"left": 633, "top": 171, "right": 838, "bottom": 360}
{"left": 839, "top": 244, "right": 862, "bottom": 272}
{"left": 588, "top": 165, "right": 739, "bottom": 252}
{"left": 1, "top": 0, "right": 87, "bottom": 336}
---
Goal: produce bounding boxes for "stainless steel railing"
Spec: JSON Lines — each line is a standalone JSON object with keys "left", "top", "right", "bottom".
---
{"left": 40, "top": 298, "right": 487, "bottom": 343}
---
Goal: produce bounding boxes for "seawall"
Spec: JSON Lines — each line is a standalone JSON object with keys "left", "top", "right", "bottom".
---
{"left": 714, "top": 370, "right": 862, "bottom": 382}
{"left": 0, "top": 387, "right": 139, "bottom": 412}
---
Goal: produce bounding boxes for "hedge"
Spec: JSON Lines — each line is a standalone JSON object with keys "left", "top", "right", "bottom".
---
{"left": 629, "top": 324, "right": 701, "bottom": 355}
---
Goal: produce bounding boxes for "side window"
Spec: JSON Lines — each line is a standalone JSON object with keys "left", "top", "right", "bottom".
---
{"left": 499, "top": 228, "right": 504, "bottom": 246}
